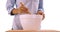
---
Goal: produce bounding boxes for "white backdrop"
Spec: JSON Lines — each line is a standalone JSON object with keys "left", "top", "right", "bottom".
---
{"left": 0, "top": 0, "right": 60, "bottom": 32}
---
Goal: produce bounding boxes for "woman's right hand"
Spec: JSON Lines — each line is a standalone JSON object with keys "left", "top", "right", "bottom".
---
{"left": 11, "top": 8, "right": 20, "bottom": 15}
{"left": 11, "top": 2, "right": 31, "bottom": 15}
{"left": 18, "top": 2, "right": 31, "bottom": 14}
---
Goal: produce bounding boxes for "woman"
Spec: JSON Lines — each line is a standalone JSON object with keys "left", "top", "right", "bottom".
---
{"left": 6, "top": 0, "right": 45, "bottom": 30}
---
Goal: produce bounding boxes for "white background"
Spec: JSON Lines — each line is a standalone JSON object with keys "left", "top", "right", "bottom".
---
{"left": 0, "top": 0, "right": 60, "bottom": 32}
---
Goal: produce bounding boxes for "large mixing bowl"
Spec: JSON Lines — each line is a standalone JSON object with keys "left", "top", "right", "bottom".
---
{"left": 19, "top": 14, "right": 43, "bottom": 30}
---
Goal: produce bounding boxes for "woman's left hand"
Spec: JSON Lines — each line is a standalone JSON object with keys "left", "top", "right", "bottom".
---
{"left": 36, "top": 10, "right": 45, "bottom": 20}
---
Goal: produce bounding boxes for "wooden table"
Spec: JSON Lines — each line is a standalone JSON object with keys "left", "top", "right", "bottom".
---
{"left": 6, "top": 30, "right": 60, "bottom": 32}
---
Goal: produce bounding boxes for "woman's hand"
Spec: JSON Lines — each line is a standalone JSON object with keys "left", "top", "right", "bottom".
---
{"left": 11, "top": 8, "right": 20, "bottom": 15}
{"left": 36, "top": 10, "right": 45, "bottom": 20}
{"left": 11, "top": 2, "right": 31, "bottom": 15}
{"left": 18, "top": 2, "right": 31, "bottom": 14}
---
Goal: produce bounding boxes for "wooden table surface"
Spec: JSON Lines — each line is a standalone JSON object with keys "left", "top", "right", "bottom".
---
{"left": 6, "top": 30, "right": 60, "bottom": 32}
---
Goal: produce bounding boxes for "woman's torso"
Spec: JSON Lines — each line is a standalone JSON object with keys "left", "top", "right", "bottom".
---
{"left": 16, "top": 0, "right": 39, "bottom": 14}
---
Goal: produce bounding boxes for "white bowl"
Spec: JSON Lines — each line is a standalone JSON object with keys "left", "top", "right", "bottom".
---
{"left": 19, "top": 14, "right": 43, "bottom": 30}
